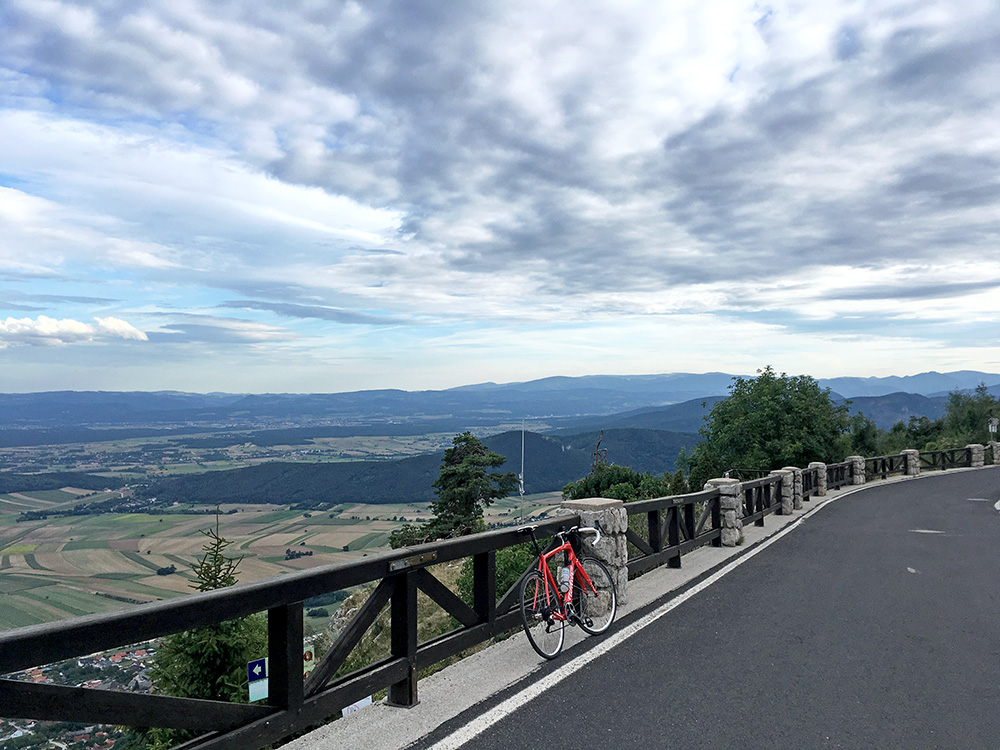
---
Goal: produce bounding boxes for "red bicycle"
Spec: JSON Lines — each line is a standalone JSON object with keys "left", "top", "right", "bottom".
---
{"left": 519, "top": 523, "right": 618, "bottom": 659}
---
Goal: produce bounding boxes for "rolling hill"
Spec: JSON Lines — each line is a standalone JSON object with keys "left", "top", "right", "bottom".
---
{"left": 141, "top": 427, "right": 697, "bottom": 507}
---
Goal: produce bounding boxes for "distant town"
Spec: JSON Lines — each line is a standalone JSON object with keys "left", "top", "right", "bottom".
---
{"left": 2, "top": 645, "right": 156, "bottom": 749}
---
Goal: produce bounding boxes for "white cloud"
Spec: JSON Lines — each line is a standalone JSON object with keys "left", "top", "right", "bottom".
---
{"left": 1, "top": 0, "right": 999, "bottom": 390}
{"left": 94, "top": 316, "right": 149, "bottom": 341}
{"left": 0, "top": 185, "right": 182, "bottom": 273}
{"left": 0, "top": 315, "right": 147, "bottom": 347}
{"left": 0, "top": 112, "right": 404, "bottom": 292}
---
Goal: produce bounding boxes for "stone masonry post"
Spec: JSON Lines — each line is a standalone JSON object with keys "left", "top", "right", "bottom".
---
{"left": 990, "top": 441, "right": 1000, "bottom": 465}
{"left": 560, "top": 497, "right": 629, "bottom": 605}
{"left": 783, "top": 466, "right": 804, "bottom": 510}
{"left": 770, "top": 469, "right": 794, "bottom": 514}
{"left": 808, "top": 462, "right": 827, "bottom": 496}
{"left": 847, "top": 455, "right": 866, "bottom": 485}
{"left": 704, "top": 478, "right": 743, "bottom": 546}
{"left": 968, "top": 444, "right": 985, "bottom": 468}
{"left": 902, "top": 449, "right": 921, "bottom": 476}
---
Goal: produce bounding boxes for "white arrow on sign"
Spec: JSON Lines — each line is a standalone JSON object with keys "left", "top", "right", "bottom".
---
{"left": 247, "top": 658, "right": 268, "bottom": 684}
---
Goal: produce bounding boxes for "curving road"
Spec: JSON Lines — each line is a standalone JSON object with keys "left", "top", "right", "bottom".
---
{"left": 418, "top": 467, "right": 1000, "bottom": 750}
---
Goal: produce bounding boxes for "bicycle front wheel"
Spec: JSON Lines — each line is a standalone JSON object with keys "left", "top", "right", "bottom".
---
{"left": 520, "top": 570, "right": 565, "bottom": 659}
{"left": 575, "top": 557, "right": 617, "bottom": 635}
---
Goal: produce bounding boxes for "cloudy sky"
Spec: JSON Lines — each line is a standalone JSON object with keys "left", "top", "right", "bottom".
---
{"left": 1, "top": 0, "right": 998, "bottom": 394}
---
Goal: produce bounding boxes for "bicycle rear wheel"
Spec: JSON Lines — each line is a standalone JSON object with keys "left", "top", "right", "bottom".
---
{"left": 520, "top": 570, "right": 565, "bottom": 659}
{"left": 574, "top": 557, "right": 617, "bottom": 635}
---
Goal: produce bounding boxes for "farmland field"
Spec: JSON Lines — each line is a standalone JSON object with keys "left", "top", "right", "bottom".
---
{"left": 0, "top": 484, "right": 564, "bottom": 632}
{"left": 0, "top": 428, "right": 457, "bottom": 476}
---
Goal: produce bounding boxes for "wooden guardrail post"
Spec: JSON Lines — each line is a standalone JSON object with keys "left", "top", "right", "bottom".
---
{"left": 472, "top": 550, "right": 496, "bottom": 626}
{"left": 387, "top": 572, "right": 419, "bottom": 707}
{"left": 808, "top": 462, "right": 827, "bottom": 496}
{"left": 847, "top": 455, "right": 866, "bottom": 484}
{"left": 268, "top": 603, "right": 305, "bottom": 712}
{"left": 902, "top": 449, "right": 920, "bottom": 476}
{"left": 704, "top": 478, "right": 742, "bottom": 546}
{"left": 561, "top": 497, "right": 629, "bottom": 605}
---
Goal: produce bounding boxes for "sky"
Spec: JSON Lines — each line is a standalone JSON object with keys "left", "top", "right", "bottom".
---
{"left": 1, "top": 0, "right": 999, "bottom": 394}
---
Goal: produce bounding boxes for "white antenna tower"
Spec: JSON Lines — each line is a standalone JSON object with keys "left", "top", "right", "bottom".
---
{"left": 518, "top": 419, "right": 525, "bottom": 498}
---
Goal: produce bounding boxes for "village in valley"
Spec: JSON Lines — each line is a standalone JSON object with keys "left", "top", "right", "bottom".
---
{"left": 1, "top": 645, "right": 156, "bottom": 749}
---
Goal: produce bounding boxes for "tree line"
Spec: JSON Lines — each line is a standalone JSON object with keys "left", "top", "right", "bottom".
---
{"left": 566, "top": 367, "right": 998, "bottom": 503}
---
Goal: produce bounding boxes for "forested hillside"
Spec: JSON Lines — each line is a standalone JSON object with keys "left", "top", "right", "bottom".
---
{"left": 140, "top": 428, "right": 697, "bottom": 506}
{"left": 843, "top": 393, "right": 947, "bottom": 429}
{"left": 0, "top": 472, "right": 127, "bottom": 494}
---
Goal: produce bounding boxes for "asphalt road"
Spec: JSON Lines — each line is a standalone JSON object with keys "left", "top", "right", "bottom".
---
{"left": 420, "top": 468, "right": 1000, "bottom": 750}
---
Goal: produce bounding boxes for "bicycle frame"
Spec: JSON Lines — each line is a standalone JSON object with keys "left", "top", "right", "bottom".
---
{"left": 530, "top": 533, "right": 600, "bottom": 622}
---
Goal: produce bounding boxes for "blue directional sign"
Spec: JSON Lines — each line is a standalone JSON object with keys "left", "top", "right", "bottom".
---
{"left": 248, "top": 658, "right": 267, "bottom": 683}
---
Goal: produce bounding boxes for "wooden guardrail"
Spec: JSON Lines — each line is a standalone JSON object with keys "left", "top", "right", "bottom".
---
{"left": 624, "top": 488, "right": 722, "bottom": 576}
{"left": 920, "top": 447, "right": 973, "bottom": 471}
{"left": 866, "top": 453, "right": 907, "bottom": 480}
{"left": 826, "top": 460, "right": 854, "bottom": 490}
{"left": 741, "top": 475, "right": 782, "bottom": 527}
{"left": 0, "top": 517, "right": 575, "bottom": 750}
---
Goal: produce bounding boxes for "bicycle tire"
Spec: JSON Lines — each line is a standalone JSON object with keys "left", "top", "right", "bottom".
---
{"left": 574, "top": 556, "right": 617, "bottom": 635}
{"left": 520, "top": 570, "right": 565, "bottom": 659}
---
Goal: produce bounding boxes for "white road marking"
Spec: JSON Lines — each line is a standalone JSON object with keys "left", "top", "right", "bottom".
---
{"left": 907, "top": 567, "right": 919, "bottom": 574}
{"left": 994, "top": 500, "right": 1000, "bottom": 513}
{"left": 968, "top": 498, "right": 992, "bottom": 502}
{"left": 908, "top": 529, "right": 945, "bottom": 534}
{"left": 427, "top": 497, "right": 835, "bottom": 750}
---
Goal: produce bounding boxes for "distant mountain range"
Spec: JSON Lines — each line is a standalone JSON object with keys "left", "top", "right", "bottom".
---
{"left": 1, "top": 370, "right": 997, "bottom": 430}
{"left": 5, "top": 372, "right": 996, "bottom": 506}
{"left": 820, "top": 371, "right": 1000, "bottom": 398}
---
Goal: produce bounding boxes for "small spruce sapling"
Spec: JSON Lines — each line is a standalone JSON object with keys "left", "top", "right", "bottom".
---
{"left": 137, "top": 512, "right": 266, "bottom": 749}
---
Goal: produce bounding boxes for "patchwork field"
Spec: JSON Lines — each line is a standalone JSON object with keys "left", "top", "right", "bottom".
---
{"left": 0, "top": 487, "right": 563, "bottom": 632}
{"left": 0, "top": 429, "right": 457, "bottom": 476}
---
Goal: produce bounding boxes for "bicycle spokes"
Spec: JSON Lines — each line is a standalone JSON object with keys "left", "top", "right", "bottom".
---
{"left": 519, "top": 570, "right": 565, "bottom": 658}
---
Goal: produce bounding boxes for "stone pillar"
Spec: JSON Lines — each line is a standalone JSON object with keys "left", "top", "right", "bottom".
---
{"left": 808, "top": 462, "right": 827, "bottom": 497}
{"left": 560, "top": 497, "right": 629, "bottom": 605}
{"left": 770, "top": 469, "right": 794, "bottom": 514}
{"left": 968, "top": 444, "right": 985, "bottom": 468}
{"left": 990, "top": 441, "right": 1000, "bottom": 465}
{"left": 783, "top": 466, "right": 804, "bottom": 510}
{"left": 847, "top": 455, "right": 866, "bottom": 485}
{"left": 902, "top": 449, "right": 921, "bottom": 476}
{"left": 705, "top": 478, "right": 743, "bottom": 547}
